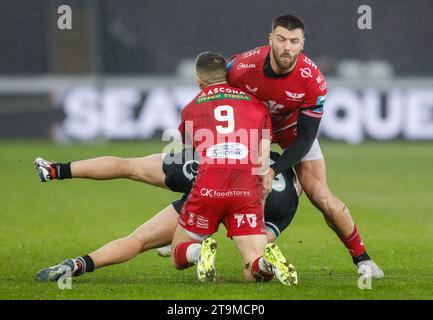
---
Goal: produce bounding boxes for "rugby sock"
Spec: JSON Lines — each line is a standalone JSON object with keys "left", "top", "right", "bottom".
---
{"left": 341, "top": 225, "right": 367, "bottom": 260}
{"left": 173, "top": 242, "right": 197, "bottom": 269}
{"left": 74, "top": 255, "right": 95, "bottom": 275}
{"left": 352, "top": 252, "right": 371, "bottom": 265}
{"left": 186, "top": 243, "right": 201, "bottom": 264}
{"left": 53, "top": 162, "right": 72, "bottom": 180}
{"left": 251, "top": 257, "right": 274, "bottom": 282}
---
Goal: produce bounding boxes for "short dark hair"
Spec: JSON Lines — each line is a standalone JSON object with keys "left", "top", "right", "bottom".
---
{"left": 272, "top": 14, "right": 305, "bottom": 32}
{"left": 195, "top": 52, "right": 227, "bottom": 85}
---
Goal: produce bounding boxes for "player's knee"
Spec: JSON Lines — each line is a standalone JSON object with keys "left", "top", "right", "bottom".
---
{"left": 126, "top": 234, "right": 146, "bottom": 250}
{"left": 303, "top": 182, "right": 331, "bottom": 210}
{"left": 124, "top": 158, "right": 144, "bottom": 180}
{"left": 298, "top": 161, "right": 326, "bottom": 197}
{"left": 301, "top": 173, "right": 323, "bottom": 195}
{"left": 311, "top": 191, "right": 344, "bottom": 221}
{"left": 129, "top": 155, "right": 166, "bottom": 185}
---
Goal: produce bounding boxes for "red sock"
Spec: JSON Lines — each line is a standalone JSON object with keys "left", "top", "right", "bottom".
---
{"left": 173, "top": 241, "right": 196, "bottom": 270}
{"left": 251, "top": 257, "right": 274, "bottom": 282}
{"left": 341, "top": 225, "right": 366, "bottom": 257}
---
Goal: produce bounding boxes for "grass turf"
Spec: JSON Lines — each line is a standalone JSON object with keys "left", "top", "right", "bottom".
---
{"left": 0, "top": 140, "right": 432, "bottom": 299}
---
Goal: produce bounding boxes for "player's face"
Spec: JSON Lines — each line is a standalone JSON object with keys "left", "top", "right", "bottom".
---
{"left": 269, "top": 27, "right": 305, "bottom": 73}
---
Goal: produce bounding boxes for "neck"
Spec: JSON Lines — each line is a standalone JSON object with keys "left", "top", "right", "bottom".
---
{"left": 200, "top": 81, "right": 227, "bottom": 90}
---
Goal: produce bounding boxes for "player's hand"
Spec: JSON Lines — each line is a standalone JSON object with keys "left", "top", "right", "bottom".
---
{"left": 261, "top": 168, "right": 275, "bottom": 195}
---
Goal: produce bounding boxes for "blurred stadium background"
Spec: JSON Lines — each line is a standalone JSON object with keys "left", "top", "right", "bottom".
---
{"left": 1, "top": 0, "right": 432, "bottom": 300}
{"left": 1, "top": 0, "right": 433, "bottom": 144}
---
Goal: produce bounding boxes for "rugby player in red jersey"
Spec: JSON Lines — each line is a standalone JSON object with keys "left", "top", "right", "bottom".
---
{"left": 225, "top": 15, "right": 382, "bottom": 277}
{"left": 36, "top": 52, "right": 298, "bottom": 285}
{"left": 34, "top": 15, "right": 383, "bottom": 278}
{"left": 170, "top": 52, "right": 296, "bottom": 284}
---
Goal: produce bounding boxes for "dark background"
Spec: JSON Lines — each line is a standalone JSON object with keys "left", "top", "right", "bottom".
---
{"left": 0, "top": 0, "right": 431, "bottom": 76}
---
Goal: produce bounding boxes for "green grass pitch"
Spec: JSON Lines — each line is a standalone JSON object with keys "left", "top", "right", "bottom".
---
{"left": 0, "top": 140, "right": 432, "bottom": 299}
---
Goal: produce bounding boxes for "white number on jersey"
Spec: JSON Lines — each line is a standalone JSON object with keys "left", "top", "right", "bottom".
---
{"left": 234, "top": 213, "right": 257, "bottom": 228}
{"left": 214, "top": 105, "right": 235, "bottom": 134}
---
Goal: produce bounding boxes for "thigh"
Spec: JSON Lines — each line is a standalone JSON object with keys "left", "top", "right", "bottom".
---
{"left": 130, "top": 204, "right": 179, "bottom": 251}
{"left": 171, "top": 223, "right": 203, "bottom": 250}
{"left": 295, "top": 139, "right": 328, "bottom": 193}
{"left": 129, "top": 153, "right": 167, "bottom": 187}
{"left": 295, "top": 157, "right": 328, "bottom": 196}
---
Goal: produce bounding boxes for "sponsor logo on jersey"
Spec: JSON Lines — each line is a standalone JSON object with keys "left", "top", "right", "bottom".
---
{"left": 264, "top": 100, "right": 285, "bottom": 114}
{"left": 199, "top": 87, "right": 246, "bottom": 97}
{"left": 234, "top": 213, "right": 258, "bottom": 228}
{"left": 245, "top": 84, "right": 258, "bottom": 93}
{"left": 315, "top": 74, "right": 327, "bottom": 91}
{"left": 182, "top": 160, "right": 198, "bottom": 181}
{"left": 196, "top": 92, "right": 250, "bottom": 104}
{"left": 200, "top": 188, "right": 251, "bottom": 198}
{"left": 206, "top": 142, "right": 249, "bottom": 160}
{"left": 196, "top": 215, "right": 209, "bottom": 229}
{"left": 242, "top": 48, "right": 261, "bottom": 58}
{"left": 187, "top": 212, "right": 196, "bottom": 226}
{"left": 303, "top": 56, "right": 318, "bottom": 70}
{"left": 300, "top": 67, "right": 313, "bottom": 78}
{"left": 237, "top": 63, "right": 256, "bottom": 70}
{"left": 319, "top": 80, "right": 327, "bottom": 91}
{"left": 285, "top": 91, "right": 305, "bottom": 100}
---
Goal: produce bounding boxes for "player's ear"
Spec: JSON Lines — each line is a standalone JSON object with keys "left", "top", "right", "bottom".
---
{"left": 301, "top": 37, "right": 305, "bottom": 50}
{"left": 268, "top": 33, "right": 273, "bottom": 46}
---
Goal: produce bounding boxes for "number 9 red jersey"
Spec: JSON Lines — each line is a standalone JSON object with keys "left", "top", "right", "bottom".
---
{"left": 178, "top": 83, "right": 272, "bottom": 171}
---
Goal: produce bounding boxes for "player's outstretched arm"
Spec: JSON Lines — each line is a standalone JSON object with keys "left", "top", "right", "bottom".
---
{"left": 34, "top": 153, "right": 168, "bottom": 189}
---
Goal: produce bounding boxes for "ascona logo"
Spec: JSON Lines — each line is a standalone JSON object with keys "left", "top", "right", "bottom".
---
{"left": 206, "top": 142, "right": 249, "bottom": 159}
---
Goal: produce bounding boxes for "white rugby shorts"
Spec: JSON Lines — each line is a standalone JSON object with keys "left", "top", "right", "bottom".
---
{"left": 300, "top": 139, "right": 324, "bottom": 162}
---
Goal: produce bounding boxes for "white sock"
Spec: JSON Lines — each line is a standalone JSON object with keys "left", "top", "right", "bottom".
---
{"left": 186, "top": 243, "right": 201, "bottom": 263}
{"left": 258, "top": 257, "right": 273, "bottom": 273}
